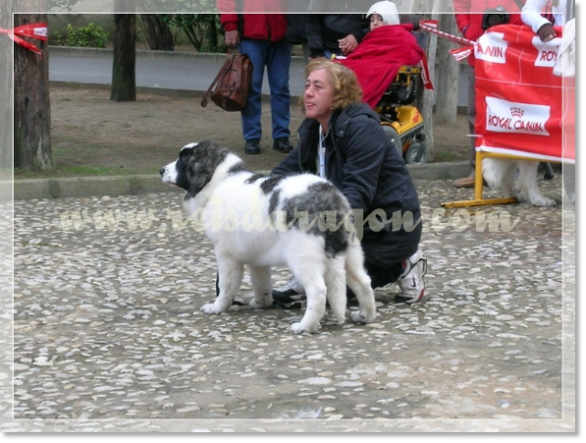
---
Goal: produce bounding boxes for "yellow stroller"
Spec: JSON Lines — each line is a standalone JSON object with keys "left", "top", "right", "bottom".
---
{"left": 374, "top": 65, "right": 427, "bottom": 164}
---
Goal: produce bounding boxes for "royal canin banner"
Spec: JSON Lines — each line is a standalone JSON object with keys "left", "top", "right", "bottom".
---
{"left": 474, "top": 24, "right": 575, "bottom": 163}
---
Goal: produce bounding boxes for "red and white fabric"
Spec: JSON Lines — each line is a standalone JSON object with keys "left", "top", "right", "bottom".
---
{"left": 474, "top": 24, "right": 575, "bottom": 163}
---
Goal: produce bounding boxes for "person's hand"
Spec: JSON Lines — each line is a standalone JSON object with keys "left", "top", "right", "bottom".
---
{"left": 225, "top": 29, "right": 240, "bottom": 48}
{"left": 537, "top": 23, "right": 557, "bottom": 42}
{"left": 338, "top": 34, "right": 358, "bottom": 55}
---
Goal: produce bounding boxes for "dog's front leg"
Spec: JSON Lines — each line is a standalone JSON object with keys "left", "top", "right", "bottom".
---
{"left": 248, "top": 266, "right": 273, "bottom": 309}
{"left": 201, "top": 256, "right": 244, "bottom": 315}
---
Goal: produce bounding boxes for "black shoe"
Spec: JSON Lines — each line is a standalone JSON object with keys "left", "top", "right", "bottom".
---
{"left": 272, "top": 137, "right": 293, "bottom": 153}
{"left": 272, "top": 277, "right": 306, "bottom": 309}
{"left": 244, "top": 139, "right": 260, "bottom": 155}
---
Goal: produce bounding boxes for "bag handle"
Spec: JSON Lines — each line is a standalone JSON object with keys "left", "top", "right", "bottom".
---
{"left": 201, "top": 48, "right": 235, "bottom": 108}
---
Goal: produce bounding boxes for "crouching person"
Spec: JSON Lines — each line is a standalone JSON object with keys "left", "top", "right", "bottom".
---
{"left": 272, "top": 59, "right": 427, "bottom": 306}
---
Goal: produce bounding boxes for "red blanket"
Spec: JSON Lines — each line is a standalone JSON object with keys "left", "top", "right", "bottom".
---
{"left": 337, "top": 24, "right": 424, "bottom": 107}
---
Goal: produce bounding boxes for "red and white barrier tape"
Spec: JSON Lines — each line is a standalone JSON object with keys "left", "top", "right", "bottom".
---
{"left": 419, "top": 20, "right": 475, "bottom": 61}
{"left": 0, "top": 23, "right": 48, "bottom": 56}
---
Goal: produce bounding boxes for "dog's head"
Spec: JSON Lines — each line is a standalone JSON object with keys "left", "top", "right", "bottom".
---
{"left": 160, "top": 141, "right": 232, "bottom": 197}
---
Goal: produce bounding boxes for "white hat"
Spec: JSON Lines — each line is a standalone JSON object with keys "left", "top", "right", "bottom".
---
{"left": 366, "top": 1, "right": 400, "bottom": 26}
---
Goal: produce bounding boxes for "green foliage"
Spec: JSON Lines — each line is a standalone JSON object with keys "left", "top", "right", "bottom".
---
{"left": 52, "top": 23, "right": 110, "bottom": 48}
{"left": 160, "top": 14, "right": 225, "bottom": 53}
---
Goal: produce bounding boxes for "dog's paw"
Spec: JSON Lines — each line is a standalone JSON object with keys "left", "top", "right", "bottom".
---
{"left": 249, "top": 295, "right": 273, "bottom": 310}
{"left": 201, "top": 302, "right": 224, "bottom": 315}
{"left": 350, "top": 309, "right": 377, "bottom": 324}
{"left": 530, "top": 196, "right": 556, "bottom": 207}
{"left": 291, "top": 322, "right": 319, "bottom": 334}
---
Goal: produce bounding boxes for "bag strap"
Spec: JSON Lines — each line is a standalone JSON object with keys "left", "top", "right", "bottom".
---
{"left": 201, "top": 48, "right": 235, "bottom": 108}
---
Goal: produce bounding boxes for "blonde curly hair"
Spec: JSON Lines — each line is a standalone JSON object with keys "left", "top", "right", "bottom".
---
{"left": 301, "top": 59, "right": 363, "bottom": 111}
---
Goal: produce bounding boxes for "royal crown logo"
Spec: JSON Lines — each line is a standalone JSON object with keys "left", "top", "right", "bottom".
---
{"left": 510, "top": 107, "right": 524, "bottom": 118}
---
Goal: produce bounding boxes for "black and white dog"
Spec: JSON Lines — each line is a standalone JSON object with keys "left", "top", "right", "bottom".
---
{"left": 160, "top": 141, "right": 377, "bottom": 334}
{"left": 483, "top": 158, "right": 557, "bottom": 206}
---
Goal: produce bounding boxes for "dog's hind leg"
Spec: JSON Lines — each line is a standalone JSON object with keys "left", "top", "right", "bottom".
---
{"left": 516, "top": 160, "right": 556, "bottom": 206}
{"left": 201, "top": 255, "right": 244, "bottom": 315}
{"left": 345, "top": 245, "right": 377, "bottom": 324}
{"left": 248, "top": 265, "right": 274, "bottom": 309}
{"left": 288, "top": 257, "right": 327, "bottom": 334}
{"left": 324, "top": 255, "right": 348, "bottom": 325}
{"left": 291, "top": 276, "right": 327, "bottom": 334}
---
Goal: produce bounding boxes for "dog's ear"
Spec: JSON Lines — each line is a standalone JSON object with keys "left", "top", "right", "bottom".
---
{"left": 179, "top": 144, "right": 196, "bottom": 160}
{"left": 187, "top": 166, "right": 212, "bottom": 197}
{"left": 183, "top": 141, "right": 228, "bottom": 197}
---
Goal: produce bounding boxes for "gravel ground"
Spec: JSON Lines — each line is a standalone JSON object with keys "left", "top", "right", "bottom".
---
{"left": 3, "top": 175, "right": 576, "bottom": 432}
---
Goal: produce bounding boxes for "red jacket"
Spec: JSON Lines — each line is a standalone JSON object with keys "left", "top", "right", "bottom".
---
{"left": 218, "top": 0, "right": 288, "bottom": 42}
{"left": 453, "top": 0, "right": 525, "bottom": 65}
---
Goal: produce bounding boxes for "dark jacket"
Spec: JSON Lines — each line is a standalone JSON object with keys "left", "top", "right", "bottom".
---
{"left": 306, "top": 14, "right": 369, "bottom": 58}
{"left": 272, "top": 103, "right": 422, "bottom": 267}
{"left": 286, "top": 14, "right": 308, "bottom": 45}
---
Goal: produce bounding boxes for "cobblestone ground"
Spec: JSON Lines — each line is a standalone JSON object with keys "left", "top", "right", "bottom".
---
{"left": 2, "top": 176, "right": 576, "bottom": 432}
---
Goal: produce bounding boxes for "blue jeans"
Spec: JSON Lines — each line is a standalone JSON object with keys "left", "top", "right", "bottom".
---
{"left": 239, "top": 39, "right": 291, "bottom": 142}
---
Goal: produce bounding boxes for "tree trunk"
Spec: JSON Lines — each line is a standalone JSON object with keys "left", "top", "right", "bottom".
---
{"left": 14, "top": 13, "right": 52, "bottom": 170}
{"left": 111, "top": 14, "right": 136, "bottom": 102}
{"left": 435, "top": 0, "right": 459, "bottom": 123}
{"left": 0, "top": 0, "right": 14, "bottom": 172}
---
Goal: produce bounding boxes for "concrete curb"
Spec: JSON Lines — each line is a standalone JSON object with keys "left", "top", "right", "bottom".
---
{"left": 12, "top": 162, "right": 471, "bottom": 200}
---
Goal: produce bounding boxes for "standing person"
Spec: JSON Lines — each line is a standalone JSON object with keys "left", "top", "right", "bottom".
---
{"left": 521, "top": 0, "right": 566, "bottom": 40}
{"left": 522, "top": 0, "right": 575, "bottom": 203}
{"left": 306, "top": 13, "right": 369, "bottom": 60}
{"left": 218, "top": 0, "right": 294, "bottom": 155}
{"left": 271, "top": 59, "right": 427, "bottom": 306}
{"left": 452, "top": 0, "right": 526, "bottom": 188}
{"left": 286, "top": 14, "right": 310, "bottom": 65}
{"left": 286, "top": 0, "right": 311, "bottom": 65}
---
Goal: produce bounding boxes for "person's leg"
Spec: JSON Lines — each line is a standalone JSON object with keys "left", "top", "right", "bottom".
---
{"left": 467, "top": 63, "right": 476, "bottom": 168}
{"left": 359, "top": 252, "right": 427, "bottom": 304}
{"left": 454, "top": 64, "right": 477, "bottom": 188}
{"left": 301, "top": 42, "right": 310, "bottom": 65}
{"left": 345, "top": 260, "right": 402, "bottom": 305}
{"left": 266, "top": 40, "right": 292, "bottom": 141}
{"left": 239, "top": 40, "right": 267, "bottom": 144}
{"left": 363, "top": 261, "right": 403, "bottom": 289}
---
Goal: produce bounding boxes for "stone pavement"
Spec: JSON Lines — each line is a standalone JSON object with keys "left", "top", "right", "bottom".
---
{"left": 2, "top": 174, "right": 576, "bottom": 432}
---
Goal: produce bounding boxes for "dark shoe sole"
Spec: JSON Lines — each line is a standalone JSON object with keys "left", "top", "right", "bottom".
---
{"left": 395, "top": 290, "right": 425, "bottom": 304}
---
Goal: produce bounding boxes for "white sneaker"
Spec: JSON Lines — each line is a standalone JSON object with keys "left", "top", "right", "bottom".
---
{"left": 272, "top": 276, "right": 306, "bottom": 308}
{"left": 396, "top": 252, "right": 427, "bottom": 304}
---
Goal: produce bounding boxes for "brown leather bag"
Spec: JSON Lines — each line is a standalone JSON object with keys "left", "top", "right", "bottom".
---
{"left": 201, "top": 53, "right": 253, "bottom": 112}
